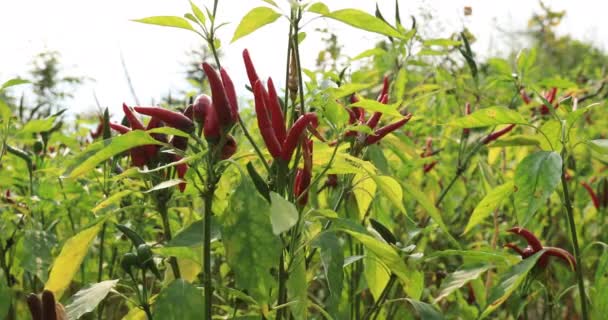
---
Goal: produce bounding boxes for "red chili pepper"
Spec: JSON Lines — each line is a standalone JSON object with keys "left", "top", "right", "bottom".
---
{"left": 581, "top": 181, "right": 600, "bottom": 209}
{"left": 540, "top": 87, "right": 558, "bottom": 115}
{"left": 325, "top": 174, "right": 338, "bottom": 188}
{"left": 281, "top": 113, "right": 318, "bottom": 162}
{"left": 192, "top": 94, "right": 211, "bottom": 125}
{"left": 183, "top": 105, "right": 193, "bottom": 120}
{"left": 123, "top": 103, "right": 145, "bottom": 130}
{"left": 202, "top": 62, "right": 234, "bottom": 128}
{"left": 171, "top": 136, "right": 188, "bottom": 152}
{"left": 463, "top": 102, "right": 471, "bottom": 136}
{"left": 422, "top": 137, "right": 437, "bottom": 173}
{"left": 350, "top": 94, "right": 365, "bottom": 122}
{"left": 506, "top": 226, "right": 576, "bottom": 270}
{"left": 146, "top": 117, "right": 167, "bottom": 143}
{"left": 174, "top": 156, "right": 188, "bottom": 193}
{"left": 377, "top": 75, "right": 389, "bottom": 101}
{"left": 482, "top": 124, "right": 515, "bottom": 145}
{"left": 266, "top": 77, "right": 287, "bottom": 142}
{"left": 90, "top": 117, "right": 104, "bottom": 139}
{"left": 220, "top": 135, "right": 238, "bottom": 160}
{"left": 520, "top": 89, "right": 532, "bottom": 104}
{"left": 134, "top": 107, "right": 194, "bottom": 133}
{"left": 220, "top": 67, "right": 239, "bottom": 123}
{"left": 203, "top": 103, "right": 220, "bottom": 140}
{"left": 365, "top": 94, "right": 388, "bottom": 130}
{"left": 110, "top": 123, "right": 130, "bottom": 134}
{"left": 365, "top": 114, "right": 412, "bottom": 145}
{"left": 253, "top": 80, "right": 282, "bottom": 158}
{"left": 243, "top": 49, "right": 261, "bottom": 87}
{"left": 294, "top": 138, "right": 313, "bottom": 205}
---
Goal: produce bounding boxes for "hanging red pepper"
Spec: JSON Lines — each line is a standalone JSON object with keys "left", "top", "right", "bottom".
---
{"left": 220, "top": 135, "right": 238, "bottom": 160}
{"left": 294, "top": 138, "right": 313, "bottom": 206}
{"left": 175, "top": 158, "right": 188, "bottom": 193}
{"left": 109, "top": 122, "right": 148, "bottom": 167}
{"left": 482, "top": 124, "right": 515, "bottom": 145}
{"left": 539, "top": 87, "right": 558, "bottom": 115}
{"left": 134, "top": 107, "right": 194, "bottom": 133}
{"left": 123, "top": 103, "right": 145, "bottom": 130}
{"left": 253, "top": 80, "right": 282, "bottom": 158}
{"left": 202, "top": 62, "right": 235, "bottom": 128}
{"left": 463, "top": 102, "right": 472, "bottom": 136}
{"left": 520, "top": 89, "right": 532, "bottom": 105}
{"left": 505, "top": 226, "right": 576, "bottom": 270}
{"left": 581, "top": 181, "right": 600, "bottom": 210}
{"left": 281, "top": 113, "right": 318, "bottom": 162}
{"left": 266, "top": 77, "right": 287, "bottom": 142}
{"left": 192, "top": 94, "right": 211, "bottom": 125}
{"left": 365, "top": 114, "right": 412, "bottom": 145}
{"left": 243, "top": 49, "right": 261, "bottom": 87}
{"left": 422, "top": 137, "right": 438, "bottom": 173}
{"left": 220, "top": 67, "right": 239, "bottom": 123}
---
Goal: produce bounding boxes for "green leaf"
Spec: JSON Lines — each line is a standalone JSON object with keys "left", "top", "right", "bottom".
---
{"left": 167, "top": 219, "right": 220, "bottom": 247}
{"left": 340, "top": 228, "right": 421, "bottom": 298}
{"left": 220, "top": 173, "right": 281, "bottom": 303}
{"left": 155, "top": 279, "right": 203, "bottom": 319}
{"left": 65, "top": 279, "right": 119, "bottom": 319}
{"left": 428, "top": 250, "right": 513, "bottom": 268}
{"left": 0, "top": 78, "right": 29, "bottom": 91}
{"left": 402, "top": 182, "right": 459, "bottom": 247}
{"left": 324, "top": 99, "right": 350, "bottom": 127}
{"left": 369, "top": 175, "right": 406, "bottom": 214}
{"left": 464, "top": 181, "right": 515, "bottom": 234}
{"left": 435, "top": 264, "right": 491, "bottom": 302}
{"left": 364, "top": 252, "right": 390, "bottom": 300}
{"left": 0, "top": 270, "right": 10, "bottom": 318}
{"left": 132, "top": 16, "right": 196, "bottom": 32}
{"left": 424, "top": 38, "right": 461, "bottom": 47}
{"left": 323, "top": 9, "right": 403, "bottom": 39}
{"left": 449, "top": 106, "right": 527, "bottom": 128}
{"left": 287, "top": 252, "right": 308, "bottom": 319}
{"left": 307, "top": 2, "right": 329, "bottom": 15}
{"left": 588, "top": 139, "right": 608, "bottom": 154}
{"left": 480, "top": 251, "right": 544, "bottom": 319}
{"left": 145, "top": 179, "right": 183, "bottom": 193}
{"left": 65, "top": 130, "right": 164, "bottom": 178}
{"left": 18, "top": 229, "right": 56, "bottom": 283}
{"left": 92, "top": 190, "right": 134, "bottom": 214}
{"left": 45, "top": 222, "right": 103, "bottom": 299}
{"left": 231, "top": 7, "right": 281, "bottom": 43}
{"left": 406, "top": 299, "right": 444, "bottom": 320}
{"left": 312, "top": 232, "right": 343, "bottom": 314}
{"left": 269, "top": 192, "right": 299, "bottom": 235}
{"left": 514, "top": 151, "right": 562, "bottom": 225}
{"left": 487, "top": 135, "right": 540, "bottom": 148}
{"left": 189, "top": 0, "right": 206, "bottom": 25}
{"left": 348, "top": 98, "right": 402, "bottom": 117}
{"left": 0, "top": 99, "right": 11, "bottom": 123}
{"left": 328, "top": 82, "right": 374, "bottom": 99}
{"left": 538, "top": 120, "right": 562, "bottom": 152}
{"left": 18, "top": 116, "right": 56, "bottom": 134}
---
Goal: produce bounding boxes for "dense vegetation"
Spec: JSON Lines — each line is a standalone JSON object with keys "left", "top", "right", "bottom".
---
{"left": 1, "top": 1, "right": 607, "bottom": 319}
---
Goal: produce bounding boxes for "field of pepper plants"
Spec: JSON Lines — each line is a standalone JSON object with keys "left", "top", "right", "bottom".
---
{"left": 1, "top": 0, "right": 608, "bottom": 319}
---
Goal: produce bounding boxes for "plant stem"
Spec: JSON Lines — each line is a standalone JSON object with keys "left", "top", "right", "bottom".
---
{"left": 159, "top": 202, "right": 181, "bottom": 279}
{"left": 560, "top": 170, "right": 588, "bottom": 319}
{"left": 203, "top": 187, "right": 215, "bottom": 319}
{"left": 363, "top": 275, "right": 396, "bottom": 320}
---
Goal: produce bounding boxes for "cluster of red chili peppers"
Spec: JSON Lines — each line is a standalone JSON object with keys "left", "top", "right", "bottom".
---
{"left": 344, "top": 76, "right": 413, "bottom": 146}
{"left": 581, "top": 177, "right": 608, "bottom": 210}
{"left": 504, "top": 226, "right": 576, "bottom": 271}
{"left": 244, "top": 49, "right": 319, "bottom": 204}
{"left": 520, "top": 87, "right": 558, "bottom": 115}
{"left": 105, "top": 64, "right": 239, "bottom": 193}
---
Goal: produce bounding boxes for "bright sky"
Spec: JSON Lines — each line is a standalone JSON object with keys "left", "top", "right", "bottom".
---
{"left": 0, "top": 0, "right": 605, "bottom": 117}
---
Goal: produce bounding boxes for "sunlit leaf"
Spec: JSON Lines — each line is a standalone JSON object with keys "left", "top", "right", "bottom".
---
{"left": 231, "top": 7, "right": 281, "bottom": 42}
{"left": 435, "top": 264, "right": 491, "bottom": 302}
{"left": 155, "top": 279, "right": 203, "bottom": 319}
{"left": 45, "top": 222, "right": 103, "bottom": 299}
{"left": 65, "top": 279, "right": 119, "bottom": 319}
{"left": 322, "top": 9, "right": 403, "bottom": 39}
{"left": 449, "top": 106, "right": 527, "bottom": 128}
{"left": 464, "top": 181, "right": 514, "bottom": 234}
{"left": 132, "top": 16, "right": 196, "bottom": 32}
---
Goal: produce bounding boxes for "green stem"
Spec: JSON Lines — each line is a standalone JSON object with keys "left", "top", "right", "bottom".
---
{"left": 203, "top": 187, "right": 215, "bottom": 319}
{"left": 560, "top": 169, "right": 588, "bottom": 319}
{"left": 141, "top": 269, "right": 154, "bottom": 320}
{"left": 276, "top": 252, "right": 288, "bottom": 320}
{"left": 363, "top": 275, "right": 396, "bottom": 320}
{"left": 159, "top": 202, "right": 181, "bottom": 279}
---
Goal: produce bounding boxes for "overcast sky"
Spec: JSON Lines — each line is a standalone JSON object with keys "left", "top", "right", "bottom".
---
{"left": 0, "top": 0, "right": 605, "bottom": 117}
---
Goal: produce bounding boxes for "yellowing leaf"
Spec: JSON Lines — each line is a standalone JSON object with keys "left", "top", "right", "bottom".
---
{"left": 45, "top": 222, "right": 103, "bottom": 299}
{"left": 464, "top": 181, "right": 514, "bottom": 234}
{"left": 352, "top": 173, "right": 376, "bottom": 219}
{"left": 231, "top": 7, "right": 281, "bottom": 42}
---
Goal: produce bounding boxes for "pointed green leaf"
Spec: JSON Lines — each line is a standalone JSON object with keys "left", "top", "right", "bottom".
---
{"left": 132, "top": 16, "right": 196, "bottom": 32}
{"left": 45, "top": 222, "right": 103, "bottom": 299}
{"left": 312, "top": 232, "right": 343, "bottom": 313}
{"left": 18, "top": 116, "right": 56, "bottom": 134}
{"left": 480, "top": 251, "right": 544, "bottom": 319}
{"left": 464, "top": 181, "right": 514, "bottom": 234}
{"left": 370, "top": 175, "right": 406, "bottom": 214}
{"left": 348, "top": 98, "right": 402, "bottom": 117}
{"left": 435, "top": 264, "right": 491, "bottom": 302}
{"left": 155, "top": 280, "right": 203, "bottom": 319}
{"left": 448, "top": 106, "right": 527, "bottom": 128}
{"left": 189, "top": 1, "right": 206, "bottom": 24}
{"left": 514, "top": 151, "right": 562, "bottom": 225}
{"left": 231, "top": 7, "right": 281, "bottom": 42}
{"left": 406, "top": 299, "right": 444, "bottom": 320}
{"left": 323, "top": 9, "right": 403, "bottom": 39}
{"left": 0, "top": 78, "right": 29, "bottom": 91}
{"left": 65, "top": 130, "right": 164, "bottom": 178}
{"left": 65, "top": 280, "right": 119, "bottom": 319}
{"left": 588, "top": 139, "right": 608, "bottom": 154}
